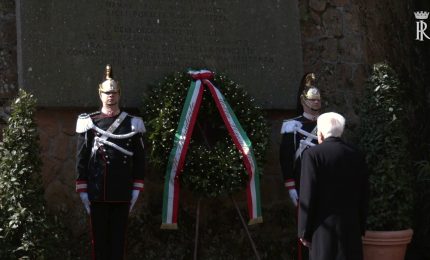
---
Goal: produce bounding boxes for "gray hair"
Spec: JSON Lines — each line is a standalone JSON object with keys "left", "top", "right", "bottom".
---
{"left": 317, "top": 112, "right": 346, "bottom": 138}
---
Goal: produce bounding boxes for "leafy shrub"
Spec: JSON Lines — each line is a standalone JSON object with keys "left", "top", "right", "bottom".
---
{"left": 0, "top": 89, "right": 63, "bottom": 259}
{"left": 358, "top": 63, "right": 413, "bottom": 230}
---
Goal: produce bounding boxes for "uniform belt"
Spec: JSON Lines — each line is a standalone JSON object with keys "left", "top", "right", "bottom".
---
{"left": 91, "top": 112, "right": 133, "bottom": 156}
{"left": 94, "top": 137, "right": 133, "bottom": 156}
{"left": 294, "top": 126, "right": 317, "bottom": 160}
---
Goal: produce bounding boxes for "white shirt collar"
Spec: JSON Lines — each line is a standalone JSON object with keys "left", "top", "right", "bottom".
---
{"left": 303, "top": 112, "right": 319, "bottom": 121}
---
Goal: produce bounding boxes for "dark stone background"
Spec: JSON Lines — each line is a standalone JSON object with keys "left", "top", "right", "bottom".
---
{"left": 16, "top": 0, "right": 303, "bottom": 109}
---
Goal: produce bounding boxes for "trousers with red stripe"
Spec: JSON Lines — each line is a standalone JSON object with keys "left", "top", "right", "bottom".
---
{"left": 90, "top": 202, "right": 129, "bottom": 260}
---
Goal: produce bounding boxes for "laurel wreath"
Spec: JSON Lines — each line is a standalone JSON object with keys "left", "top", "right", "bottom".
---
{"left": 142, "top": 71, "right": 269, "bottom": 197}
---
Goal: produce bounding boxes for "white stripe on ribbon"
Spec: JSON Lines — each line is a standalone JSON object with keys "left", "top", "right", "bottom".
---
{"left": 205, "top": 81, "right": 260, "bottom": 220}
{"left": 133, "top": 182, "right": 144, "bottom": 189}
{"left": 165, "top": 80, "right": 202, "bottom": 224}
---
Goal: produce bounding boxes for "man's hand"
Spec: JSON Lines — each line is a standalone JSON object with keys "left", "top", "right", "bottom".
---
{"left": 288, "top": 189, "right": 299, "bottom": 207}
{"left": 300, "top": 238, "right": 311, "bottom": 248}
{"left": 79, "top": 192, "right": 91, "bottom": 215}
{"left": 130, "top": 190, "right": 140, "bottom": 212}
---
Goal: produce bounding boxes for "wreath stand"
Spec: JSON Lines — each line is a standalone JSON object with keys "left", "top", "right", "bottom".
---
{"left": 192, "top": 197, "right": 261, "bottom": 260}
{"left": 191, "top": 122, "right": 261, "bottom": 260}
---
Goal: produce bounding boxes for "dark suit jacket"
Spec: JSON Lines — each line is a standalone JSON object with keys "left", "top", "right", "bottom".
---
{"left": 298, "top": 137, "right": 369, "bottom": 260}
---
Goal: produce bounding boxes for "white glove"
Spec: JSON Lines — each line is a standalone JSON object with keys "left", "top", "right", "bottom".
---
{"left": 300, "top": 238, "right": 311, "bottom": 248}
{"left": 129, "top": 190, "right": 140, "bottom": 212}
{"left": 288, "top": 189, "right": 299, "bottom": 207}
{"left": 79, "top": 192, "right": 91, "bottom": 215}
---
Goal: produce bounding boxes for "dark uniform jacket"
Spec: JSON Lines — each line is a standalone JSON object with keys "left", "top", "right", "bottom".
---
{"left": 279, "top": 114, "right": 318, "bottom": 191}
{"left": 298, "top": 137, "right": 369, "bottom": 260}
{"left": 75, "top": 111, "right": 145, "bottom": 202}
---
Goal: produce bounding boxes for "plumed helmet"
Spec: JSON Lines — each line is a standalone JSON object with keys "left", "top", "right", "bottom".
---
{"left": 98, "top": 64, "right": 120, "bottom": 94}
{"left": 300, "top": 73, "right": 320, "bottom": 100}
{"left": 299, "top": 73, "right": 321, "bottom": 112}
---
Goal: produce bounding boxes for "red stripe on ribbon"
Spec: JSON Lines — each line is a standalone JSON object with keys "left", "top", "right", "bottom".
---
{"left": 189, "top": 70, "right": 214, "bottom": 80}
{"left": 171, "top": 84, "right": 204, "bottom": 223}
{"left": 204, "top": 79, "right": 255, "bottom": 219}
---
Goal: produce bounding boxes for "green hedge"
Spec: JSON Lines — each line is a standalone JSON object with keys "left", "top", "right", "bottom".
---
{"left": 358, "top": 63, "right": 413, "bottom": 231}
{"left": 0, "top": 90, "right": 64, "bottom": 259}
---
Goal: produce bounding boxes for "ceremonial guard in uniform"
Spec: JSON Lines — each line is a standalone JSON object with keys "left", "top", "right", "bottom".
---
{"left": 75, "top": 65, "right": 145, "bottom": 260}
{"left": 279, "top": 73, "right": 321, "bottom": 260}
{"left": 279, "top": 73, "right": 321, "bottom": 206}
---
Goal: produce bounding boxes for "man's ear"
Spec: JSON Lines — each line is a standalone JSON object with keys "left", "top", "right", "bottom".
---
{"left": 317, "top": 131, "right": 324, "bottom": 144}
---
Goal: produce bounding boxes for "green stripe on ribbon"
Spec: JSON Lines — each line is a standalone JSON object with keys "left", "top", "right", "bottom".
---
{"left": 162, "top": 80, "right": 201, "bottom": 226}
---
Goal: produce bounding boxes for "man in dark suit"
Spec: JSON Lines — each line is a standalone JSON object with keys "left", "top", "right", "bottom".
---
{"left": 298, "top": 112, "right": 369, "bottom": 260}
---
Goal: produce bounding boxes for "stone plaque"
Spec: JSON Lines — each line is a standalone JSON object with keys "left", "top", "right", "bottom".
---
{"left": 17, "top": 0, "right": 303, "bottom": 109}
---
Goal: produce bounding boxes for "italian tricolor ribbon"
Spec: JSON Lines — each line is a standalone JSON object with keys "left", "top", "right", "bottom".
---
{"left": 161, "top": 70, "right": 263, "bottom": 229}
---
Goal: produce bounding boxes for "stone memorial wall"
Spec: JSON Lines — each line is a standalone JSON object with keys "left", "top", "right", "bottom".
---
{"left": 0, "top": 0, "right": 17, "bottom": 102}
{"left": 17, "top": 0, "right": 303, "bottom": 109}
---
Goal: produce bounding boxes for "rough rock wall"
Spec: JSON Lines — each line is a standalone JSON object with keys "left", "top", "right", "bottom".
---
{"left": 0, "top": 0, "right": 18, "bottom": 127}
{"left": 36, "top": 109, "right": 87, "bottom": 236}
{"left": 298, "top": 0, "right": 369, "bottom": 138}
{"left": 298, "top": 0, "right": 430, "bottom": 139}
